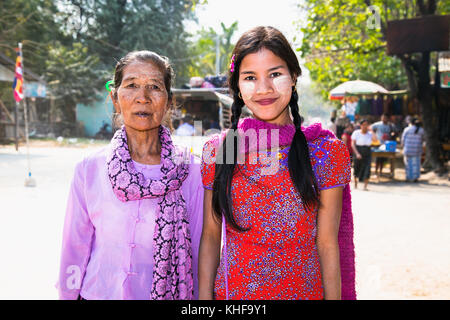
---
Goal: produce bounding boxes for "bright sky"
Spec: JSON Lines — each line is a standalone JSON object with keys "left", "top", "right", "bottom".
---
{"left": 184, "top": 0, "right": 310, "bottom": 81}
{"left": 187, "top": 0, "right": 303, "bottom": 43}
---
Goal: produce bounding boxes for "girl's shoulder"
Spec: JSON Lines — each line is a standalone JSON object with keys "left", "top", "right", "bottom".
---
{"left": 201, "top": 132, "right": 226, "bottom": 165}
{"left": 203, "top": 132, "right": 222, "bottom": 150}
{"left": 308, "top": 136, "right": 351, "bottom": 190}
{"left": 308, "top": 134, "right": 348, "bottom": 155}
{"left": 200, "top": 133, "right": 223, "bottom": 189}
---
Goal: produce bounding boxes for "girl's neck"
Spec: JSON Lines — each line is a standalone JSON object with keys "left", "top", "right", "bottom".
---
{"left": 253, "top": 107, "right": 293, "bottom": 127}
{"left": 237, "top": 117, "right": 296, "bottom": 150}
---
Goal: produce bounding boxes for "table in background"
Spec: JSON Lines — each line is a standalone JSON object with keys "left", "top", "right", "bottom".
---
{"left": 371, "top": 150, "right": 402, "bottom": 178}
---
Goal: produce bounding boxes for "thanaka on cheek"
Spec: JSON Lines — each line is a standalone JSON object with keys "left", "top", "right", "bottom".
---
{"left": 239, "top": 82, "right": 255, "bottom": 100}
{"left": 273, "top": 75, "right": 293, "bottom": 95}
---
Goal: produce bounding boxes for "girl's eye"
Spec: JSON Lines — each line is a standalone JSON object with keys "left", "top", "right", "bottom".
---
{"left": 270, "top": 72, "right": 282, "bottom": 78}
{"left": 243, "top": 76, "right": 256, "bottom": 81}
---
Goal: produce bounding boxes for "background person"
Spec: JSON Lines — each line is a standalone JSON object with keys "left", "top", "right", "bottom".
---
{"left": 175, "top": 114, "right": 195, "bottom": 136}
{"left": 335, "top": 108, "right": 351, "bottom": 140}
{"left": 351, "top": 119, "right": 376, "bottom": 191}
{"left": 401, "top": 117, "right": 425, "bottom": 182}
{"left": 371, "top": 113, "right": 394, "bottom": 176}
{"left": 341, "top": 122, "right": 355, "bottom": 162}
{"left": 342, "top": 96, "right": 358, "bottom": 123}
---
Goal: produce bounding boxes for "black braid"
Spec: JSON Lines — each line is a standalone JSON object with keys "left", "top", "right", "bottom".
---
{"left": 290, "top": 90, "right": 302, "bottom": 129}
{"left": 212, "top": 93, "right": 248, "bottom": 231}
{"left": 230, "top": 93, "right": 244, "bottom": 129}
{"left": 288, "top": 88, "right": 319, "bottom": 209}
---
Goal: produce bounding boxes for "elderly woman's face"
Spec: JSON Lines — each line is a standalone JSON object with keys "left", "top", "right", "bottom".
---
{"left": 112, "top": 61, "right": 169, "bottom": 132}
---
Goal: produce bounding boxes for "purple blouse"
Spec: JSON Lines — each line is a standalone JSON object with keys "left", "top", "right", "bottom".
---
{"left": 56, "top": 146, "right": 204, "bottom": 300}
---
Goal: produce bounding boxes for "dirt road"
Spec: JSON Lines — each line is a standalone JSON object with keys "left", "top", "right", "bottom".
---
{"left": 352, "top": 181, "right": 450, "bottom": 299}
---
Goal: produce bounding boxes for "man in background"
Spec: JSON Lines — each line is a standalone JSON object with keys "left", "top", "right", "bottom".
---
{"left": 175, "top": 114, "right": 195, "bottom": 136}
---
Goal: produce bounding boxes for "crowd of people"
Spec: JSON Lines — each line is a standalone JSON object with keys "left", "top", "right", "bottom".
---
{"left": 327, "top": 97, "right": 426, "bottom": 190}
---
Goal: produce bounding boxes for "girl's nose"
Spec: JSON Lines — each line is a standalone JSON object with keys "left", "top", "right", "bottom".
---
{"left": 255, "top": 78, "right": 274, "bottom": 95}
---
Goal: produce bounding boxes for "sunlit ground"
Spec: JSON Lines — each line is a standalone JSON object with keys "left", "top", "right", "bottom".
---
{"left": 0, "top": 138, "right": 448, "bottom": 299}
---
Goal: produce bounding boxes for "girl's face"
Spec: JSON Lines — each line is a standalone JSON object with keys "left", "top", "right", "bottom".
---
{"left": 111, "top": 61, "right": 169, "bottom": 132}
{"left": 238, "top": 48, "right": 295, "bottom": 125}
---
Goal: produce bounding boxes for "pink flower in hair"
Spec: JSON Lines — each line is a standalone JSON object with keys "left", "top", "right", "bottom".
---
{"left": 229, "top": 54, "right": 236, "bottom": 73}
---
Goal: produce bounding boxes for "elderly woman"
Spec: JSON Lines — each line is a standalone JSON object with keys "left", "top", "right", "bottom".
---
{"left": 57, "top": 51, "right": 204, "bottom": 300}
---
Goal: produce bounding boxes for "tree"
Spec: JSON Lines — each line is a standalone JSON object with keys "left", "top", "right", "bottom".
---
{"left": 0, "top": 0, "right": 200, "bottom": 133}
{"left": 298, "top": 0, "right": 449, "bottom": 172}
{"left": 0, "top": 0, "right": 62, "bottom": 76}
{"left": 188, "top": 21, "right": 239, "bottom": 77}
{"left": 64, "top": 0, "right": 197, "bottom": 85}
{"left": 0, "top": 0, "right": 103, "bottom": 128}
{"left": 46, "top": 42, "right": 101, "bottom": 122}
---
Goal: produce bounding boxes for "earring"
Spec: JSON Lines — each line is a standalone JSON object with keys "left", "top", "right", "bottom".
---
{"left": 238, "top": 92, "right": 242, "bottom": 99}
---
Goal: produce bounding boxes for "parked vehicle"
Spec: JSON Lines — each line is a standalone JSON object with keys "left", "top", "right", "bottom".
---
{"left": 172, "top": 88, "right": 252, "bottom": 132}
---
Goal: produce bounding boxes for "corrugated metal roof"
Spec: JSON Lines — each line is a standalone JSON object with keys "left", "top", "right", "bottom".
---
{"left": 0, "top": 52, "right": 44, "bottom": 82}
{"left": 0, "top": 64, "right": 15, "bottom": 82}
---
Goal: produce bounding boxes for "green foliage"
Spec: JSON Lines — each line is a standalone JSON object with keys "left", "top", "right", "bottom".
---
{"left": 188, "top": 21, "right": 238, "bottom": 77}
{"left": 0, "top": 0, "right": 199, "bottom": 118}
{"left": 46, "top": 42, "right": 101, "bottom": 105}
{"left": 0, "top": 0, "right": 61, "bottom": 75}
{"left": 299, "top": 0, "right": 448, "bottom": 100}
{"left": 298, "top": 0, "right": 412, "bottom": 100}
{"left": 65, "top": 0, "right": 197, "bottom": 85}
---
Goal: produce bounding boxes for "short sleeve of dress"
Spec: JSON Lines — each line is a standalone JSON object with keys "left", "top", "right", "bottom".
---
{"left": 200, "top": 135, "right": 220, "bottom": 190}
{"left": 317, "top": 139, "right": 351, "bottom": 190}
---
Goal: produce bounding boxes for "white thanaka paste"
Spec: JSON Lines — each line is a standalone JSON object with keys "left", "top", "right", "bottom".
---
{"left": 239, "top": 75, "right": 293, "bottom": 101}
{"left": 272, "top": 75, "right": 293, "bottom": 95}
{"left": 239, "top": 81, "right": 256, "bottom": 100}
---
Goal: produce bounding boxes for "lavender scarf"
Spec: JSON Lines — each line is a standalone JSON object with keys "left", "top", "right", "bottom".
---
{"left": 237, "top": 118, "right": 357, "bottom": 300}
{"left": 107, "top": 125, "right": 193, "bottom": 300}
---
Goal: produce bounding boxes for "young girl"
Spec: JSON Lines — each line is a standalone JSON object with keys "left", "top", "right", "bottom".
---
{"left": 198, "top": 26, "right": 355, "bottom": 300}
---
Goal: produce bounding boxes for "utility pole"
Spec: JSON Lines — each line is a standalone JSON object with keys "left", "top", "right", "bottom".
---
{"left": 215, "top": 34, "right": 221, "bottom": 75}
{"left": 18, "top": 42, "right": 36, "bottom": 187}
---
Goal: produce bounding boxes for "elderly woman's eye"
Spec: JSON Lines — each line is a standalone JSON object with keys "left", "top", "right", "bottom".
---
{"left": 126, "top": 83, "right": 137, "bottom": 88}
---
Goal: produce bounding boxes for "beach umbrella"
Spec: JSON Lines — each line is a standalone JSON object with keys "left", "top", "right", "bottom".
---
{"left": 329, "top": 80, "right": 388, "bottom": 100}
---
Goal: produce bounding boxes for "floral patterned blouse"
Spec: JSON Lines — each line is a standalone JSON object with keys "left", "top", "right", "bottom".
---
{"left": 201, "top": 131, "right": 351, "bottom": 300}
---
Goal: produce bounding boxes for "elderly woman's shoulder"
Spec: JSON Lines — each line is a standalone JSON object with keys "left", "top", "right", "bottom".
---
{"left": 74, "top": 145, "right": 110, "bottom": 172}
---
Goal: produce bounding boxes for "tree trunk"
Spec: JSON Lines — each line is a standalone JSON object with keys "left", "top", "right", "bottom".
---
{"left": 416, "top": 52, "right": 445, "bottom": 173}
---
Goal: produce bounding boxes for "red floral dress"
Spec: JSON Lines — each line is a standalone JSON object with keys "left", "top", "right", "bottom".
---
{"left": 201, "top": 134, "right": 351, "bottom": 300}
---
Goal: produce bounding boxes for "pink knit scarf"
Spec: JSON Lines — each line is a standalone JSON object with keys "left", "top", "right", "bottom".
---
{"left": 237, "top": 117, "right": 357, "bottom": 300}
{"left": 107, "top": 125, "right": 193, "bottom": 300}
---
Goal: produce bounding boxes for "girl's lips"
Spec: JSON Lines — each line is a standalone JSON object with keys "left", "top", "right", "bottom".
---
{"left": 255, "top": 98, "right": 277, "bottom": 106}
